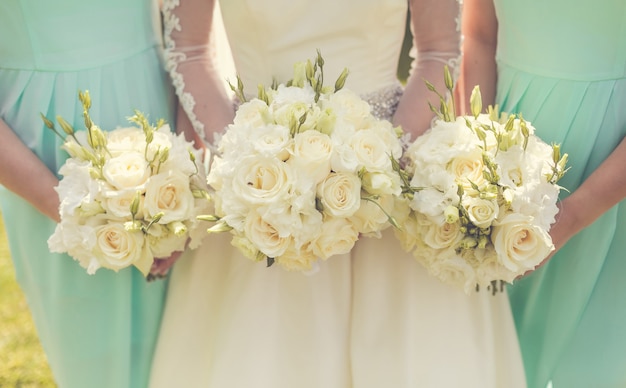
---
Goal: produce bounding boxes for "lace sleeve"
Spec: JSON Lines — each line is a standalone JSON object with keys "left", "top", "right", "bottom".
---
{"left": 408, "top": 0, "right": 463, "bottom": 82}
{"left": 393, "top": 0, "right": 463, "bottom": 138}
{"left": 161, "top": 0, "right": 234, "bottom": 142}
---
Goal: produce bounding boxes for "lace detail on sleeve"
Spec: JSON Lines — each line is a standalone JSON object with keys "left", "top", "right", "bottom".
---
{"left": 161, "top": 0, "right": 205, "bottom": 139}
{"left": 408, "top": 0, "right": 463, "bottom": 83}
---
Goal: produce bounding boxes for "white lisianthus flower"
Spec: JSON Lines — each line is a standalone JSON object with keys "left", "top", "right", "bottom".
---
{"left": 55, "top": 158, "right": 102, "bottom": 217}
{"left": 492, "top": 213, "right": 554, "bottom": 273}
{"left": 325, "top": 88, "right": 371, "bottom": 128}
{"left": 102, "top": 151, "right": 150, "bottom": 190}
{"left": 145, "top": 126, "right": 174, "bottom": 162}
{"left": 271, "top": 84, "right": 316, "bottom": 108}
{"left": 311, "top": 217, "right": 359, "bottom": 260}
{"left": 143, "top": 170, "right": 195, "bottom": 224}
{"left": 317, "top": 172, "right": 362, "bottom": 218}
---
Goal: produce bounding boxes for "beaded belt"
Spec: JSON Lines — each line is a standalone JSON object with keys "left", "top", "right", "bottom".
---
{"left": 361, "top": 82, "right": 404, "bottom": 122}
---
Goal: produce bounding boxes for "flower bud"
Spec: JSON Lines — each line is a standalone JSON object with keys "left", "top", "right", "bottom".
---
{"left": 197, "top": 214, "right": 221, "bottom": 222}
{"left": 207, "top": 221, "right": 233, "bottom": 233}
{"left": 334, "top": 68, "right": 349, "bottom": 92}
{"left": 56, "top": 116, "right": 75, "bottom": 136}
{"left": 168, "top": 221, "right": 188, "bottom": 236}
{"left": 470, "top": 85, "right": 482, "bottom": 118}
{"left": 444, "top": 65, "right": 454, "bottom": 91}
{"left": 444, "top": 205, "right": 460, "bottom": 224}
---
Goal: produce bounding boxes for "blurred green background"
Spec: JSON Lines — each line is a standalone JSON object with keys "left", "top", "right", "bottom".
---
{"left": 0, "top": 215, "right": 56, "bottom": 387}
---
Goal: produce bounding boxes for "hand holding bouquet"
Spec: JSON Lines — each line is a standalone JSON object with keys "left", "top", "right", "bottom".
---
{"left": 46, "top": 91, "right": 210, "bottom": 278}
{"left": 394, "top": 68, "right": 569, "bottom": 293}
{"left": 203, "top": 51, "right": 404, "bottom": 272}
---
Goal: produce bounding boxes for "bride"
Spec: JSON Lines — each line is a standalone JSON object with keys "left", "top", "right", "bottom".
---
{"left": 149, "top": 1, "right": 527, "bottom": 387}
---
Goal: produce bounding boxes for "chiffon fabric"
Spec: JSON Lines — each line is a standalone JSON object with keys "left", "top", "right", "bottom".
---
{"left": 493, "top": 1, "right": 626, "bottom": 387}
{"left": 0, "top": 1, "right": 173, "bottom": 387}
{"left": 149, "top": 1, "right": 527, "bottom": 387}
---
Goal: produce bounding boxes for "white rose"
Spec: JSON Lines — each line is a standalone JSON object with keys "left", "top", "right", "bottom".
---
{"left": 288, "top": 130, "right": 333, "bottom": 184}
{"left": 311, "top": 217, "right": 359, "bottom": 260}
{"left": 231, "top": 155, "right": 295, "bottom": 206}
{"left": 492, "top": 213, "right": 554, "bottom": 273}
{"left": 93, "top": 222, "right": 153, "bottom": 275}
{"left": 349, "top": 129, "right": 393, "bottom": 172}
{"left": 329, "top": 143, "right": 359, "bottom": 173}
{"left": 143, "top": 170, "right": 195, "bottom": 223}
{"left": 422, "top": 217, "right": 464, "bottom": 250}
{"left": 106, "top": 127, "right": 147, "bottom": 156}
{"left": 317, "top": 172, "right": 362, "bottom": 218}
{"left": 447, "top": 147, "right": 486, "bottom": 188}
{"left": 429, "top": 255, "right": 477, "bottom": 294}
{"left": 144, "top": 223, "right": 187, "bottom": 258}
{"left": 273, "top": 102, "right": 320, "bottom": 132}
{"left": 234, "top": 99, "right": 272, "bottom": 128}
{"left": 351, "top": 193, "right": 396, "bottom": 236}
{"left": 275, "top": 242, "right": 318, "bottom": 272}
{"left": 250, "top": 124, "right": 293, "bottom": 161}
{"left": 463, "top": 197, "right": 499, "bottom": 229}
{"left": 361, "top": 171, "right": 401, "bottom": 196}
{"left": 102, "top": 151, "right": 150, "bottom": 190}
{"left": 102, "top": 189, "right": 144, "bottom": 219}
{"left": 244, "top": 211, "right": 291, "bottom": 258}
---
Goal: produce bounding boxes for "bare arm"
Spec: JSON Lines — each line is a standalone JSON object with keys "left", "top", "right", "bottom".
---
{"left": 551, "top": 138, "right": 626, "bottom": 251}
{"left": 458, "top": 0, "right": 498, "bottom": 112}
{"left": 0, "top": 119, "right": 60, "bottom": 222}
{"left": 393, "top": 0, "right": 461, "bottom": 138}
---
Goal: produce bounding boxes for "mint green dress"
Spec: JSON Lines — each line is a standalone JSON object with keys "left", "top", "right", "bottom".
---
{"left": 494, "top": 1, "right": 626, "bottom": 387}
{"left": 0, "top": 1, "right": 173, "bottom": 387}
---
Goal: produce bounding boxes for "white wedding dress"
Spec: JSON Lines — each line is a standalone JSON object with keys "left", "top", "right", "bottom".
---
{"left": 150, "top": 1, "right": 527, "bottom": 387}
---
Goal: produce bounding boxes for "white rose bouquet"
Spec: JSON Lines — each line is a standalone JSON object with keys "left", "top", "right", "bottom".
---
{"left": 203, "top": 52, "right": 404, "bottom": 272}
{"left": 45, "top": 91, "right": 210, "bottom": 279}
{"left": 394, "top": 68, "right": 569, "bottom": 293}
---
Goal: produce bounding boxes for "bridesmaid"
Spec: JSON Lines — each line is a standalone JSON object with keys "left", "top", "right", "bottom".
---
{"left": 0, "top": 0, "right": 174, "bottom": 387}
{"left": 461, "top": 0, "right": 626, "bottom": 387}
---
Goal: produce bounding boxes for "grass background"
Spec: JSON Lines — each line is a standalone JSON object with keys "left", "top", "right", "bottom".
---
{"left": 0, "top": 215, "right": 56, "bottom": 387}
